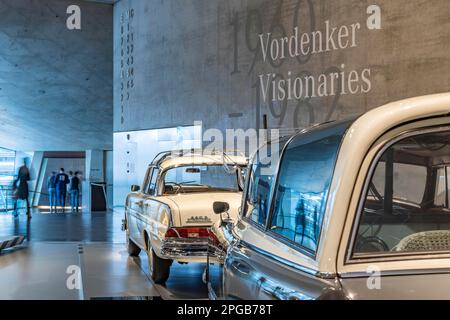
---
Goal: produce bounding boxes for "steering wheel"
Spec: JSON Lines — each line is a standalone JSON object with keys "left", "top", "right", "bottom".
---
{"left": 165, "top": 182, "right": 184, "bottom": 194}
{"left": 165, "top": 181, "right": 202, "bottom": 194}
{"left": 355, "top": 236, "right": 389, "bottom": 253}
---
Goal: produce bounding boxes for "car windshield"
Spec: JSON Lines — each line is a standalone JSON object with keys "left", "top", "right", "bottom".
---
{"left": 163, "top": 165, "right": 242, "bottom": 194}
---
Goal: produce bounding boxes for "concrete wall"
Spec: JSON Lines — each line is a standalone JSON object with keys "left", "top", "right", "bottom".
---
{"left": 113, "top": 0, "right": 450, "bottom": 142}
{"left": 112, "top": 126, "right": 201, "bottom": 207}
{"left": 0, "top": 0, "right": 113, "bottom": 151}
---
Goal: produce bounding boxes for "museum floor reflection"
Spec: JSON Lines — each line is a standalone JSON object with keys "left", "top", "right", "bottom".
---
{"left": 0, "top": 211, "right": 210, "bottom": 300}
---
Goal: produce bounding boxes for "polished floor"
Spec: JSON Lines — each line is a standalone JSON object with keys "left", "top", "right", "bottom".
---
{"left": 0, "top": 211, "right": 210, "bottom": 300}
{"left": 0, "top": 210, "right": 124, "bottom": 243}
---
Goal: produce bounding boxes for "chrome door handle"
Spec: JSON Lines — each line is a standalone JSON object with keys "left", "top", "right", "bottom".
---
{"left": 258, "top": 278, "right": 310, "bottom": 300}
{"left": 230, "top": 260, "right": 251, "bottom": 275}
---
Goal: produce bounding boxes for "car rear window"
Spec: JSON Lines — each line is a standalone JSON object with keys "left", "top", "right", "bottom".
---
{"left": 268, "top": 121, "right": 350, "bottom": 255}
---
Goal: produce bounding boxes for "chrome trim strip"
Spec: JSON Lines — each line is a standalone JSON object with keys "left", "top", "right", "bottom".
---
{"left": 236, "top": 240, "right": 336, "bottom": 279}
{"left": 340, "top": 267, "right": 450, "bottom": 279}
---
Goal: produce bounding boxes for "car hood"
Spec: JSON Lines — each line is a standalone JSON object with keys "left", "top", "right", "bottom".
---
{"left": 165, "top": 192, "right": 242, "bottom": 227}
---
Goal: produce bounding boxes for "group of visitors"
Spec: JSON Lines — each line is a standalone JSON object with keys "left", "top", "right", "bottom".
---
{"left": 11, "top": 161, "right": 82, "bottom": 219}
{"left": 47, "top": 168, "right": 81, "bottom": 213}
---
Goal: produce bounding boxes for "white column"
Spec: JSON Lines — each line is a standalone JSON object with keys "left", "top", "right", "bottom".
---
{"left": 82, "top": 150, "right": 105, "bottom": 212}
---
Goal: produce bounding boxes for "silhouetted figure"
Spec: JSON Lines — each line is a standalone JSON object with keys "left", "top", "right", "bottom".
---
{"left": 55, "top": 168, "right": 70, "bottom": 213}
{"left": 67, "top": 171, "right": 74, "bottom": 206}
{"left": 70, "top": 171, "right": 80, "bottom": 213}
{"left": 47, "top": 171, "right": 57, "bottom": 213}
{"left": 16, "top": 159, "right": 31, "bottom": 219}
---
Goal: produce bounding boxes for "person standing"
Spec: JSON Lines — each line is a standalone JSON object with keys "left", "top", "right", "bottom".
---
{"left": 55, "top": 168, "right": 70, "bottom": 213}
{"left": 67, "top": 171, "right": 74, "bottom": 207}
{"left": 70, "top": 171, "right": 80, "bottom": 213}
{"left": 47, "top": 171, "right": 57, "bottom": 213}
{"left": 16, "top": 159, "right": 31, "bottom": 219}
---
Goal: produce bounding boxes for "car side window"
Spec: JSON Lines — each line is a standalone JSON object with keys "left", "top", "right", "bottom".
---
{"left": 142, "top": 167, "right": 152, "bottom": 193}
{"left": 146, "top": 168, "right": 159, "bottom": 195}
{"left": 353, "top": 130, "right": 450, "bottom": 257}
{"left": 269, "top": 133, "right": 343, "bottom": 254}
{"left": 243, "top": 159, "right": 276, "bottom": 227}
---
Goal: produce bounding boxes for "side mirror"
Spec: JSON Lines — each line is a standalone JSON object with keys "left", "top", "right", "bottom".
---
{"left": 213, "top": 201, "right": 230, "bottom": 215}
{"left": 131, "top": 185, "right": 140, "bottom": 192}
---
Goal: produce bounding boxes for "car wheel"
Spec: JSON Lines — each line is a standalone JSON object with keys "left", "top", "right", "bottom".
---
{"left": 127, "top": 235, "right": 141, "bottom": 256}
{"left": 147, "top": 242, "right": 171, "bottom": 285}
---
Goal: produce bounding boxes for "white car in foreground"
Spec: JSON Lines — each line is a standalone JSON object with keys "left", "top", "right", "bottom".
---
{"left": 124, "top": 150, "right": 247, "bottom": 284}
{"left": 209, "top": 93, "right": 450, "bottom": 300}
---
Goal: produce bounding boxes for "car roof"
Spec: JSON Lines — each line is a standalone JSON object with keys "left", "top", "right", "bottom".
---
{"left": 153, "top": 153, "right": 248, "bottom": 170}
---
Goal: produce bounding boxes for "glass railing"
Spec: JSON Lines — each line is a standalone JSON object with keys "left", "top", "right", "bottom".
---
{"left": 0, "top": 147, "right": 16, "bottom": 212}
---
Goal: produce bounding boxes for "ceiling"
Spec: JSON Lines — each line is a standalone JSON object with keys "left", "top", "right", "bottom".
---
{"left": 0, "top": 0, "right": 113, "bottom": 152}
{"left": 80, "top": 0, "right": 117, "bottom": 4}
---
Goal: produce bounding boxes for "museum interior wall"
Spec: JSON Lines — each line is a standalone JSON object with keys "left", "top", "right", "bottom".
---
{"left": 113, "top": 0, "right": 450, "bottom": 135}
{"left": 110, "top": 0, "right": 450, "bottom": 207}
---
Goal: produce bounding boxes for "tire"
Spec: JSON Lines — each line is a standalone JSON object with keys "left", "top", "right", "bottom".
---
{"left": 127, "top": 236, "right": 141, "bottom": 256}
{"left": 147, "top": 242, "right": 171, "bottom": 284}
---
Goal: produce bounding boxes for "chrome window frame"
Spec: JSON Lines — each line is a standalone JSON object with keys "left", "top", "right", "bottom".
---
{"left": 346, "top": 125, "right": 450, "bottom": 264}
{"left": 240, "top": 159, "right": 276, "bottom": 232}
{"left": 240, "top": 137, "right": 294, "bottom": 234}
{"left": 146, "top": 166, "right": 160, "bottom": 196}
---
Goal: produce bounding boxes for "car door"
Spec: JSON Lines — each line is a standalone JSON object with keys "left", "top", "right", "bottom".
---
{"left": 137, "top": 167, "right": 160, "bottom": 248}
{"left": 127, "top": 192, "right": 145, "bottom": 246}
{"left": 224, "top": 121, "right": 350, "bottom": 300}
{"left": 128, "top": 167, "right": 154, "bottom": 248}
{"left": 337, "top": 119, "right": 450, "bottom": 299}
{"left": 225, "top": 221, "right": 340, "bottom": 300}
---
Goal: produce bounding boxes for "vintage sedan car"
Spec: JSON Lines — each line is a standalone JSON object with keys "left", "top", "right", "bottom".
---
{"left": 209, "top": 93, "right": 450, "bottom": 299}
{"left": 124, "top": 150, "right": 247, "bottom": 284}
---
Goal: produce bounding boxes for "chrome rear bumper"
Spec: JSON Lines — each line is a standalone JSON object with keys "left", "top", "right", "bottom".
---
{"left": 160, "top": 238, "right": 210, "bottom": 259}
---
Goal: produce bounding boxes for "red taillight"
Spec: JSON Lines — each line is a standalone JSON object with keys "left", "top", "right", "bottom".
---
{"left": 164, "top": 228, "right": 180, "bottom": 238}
